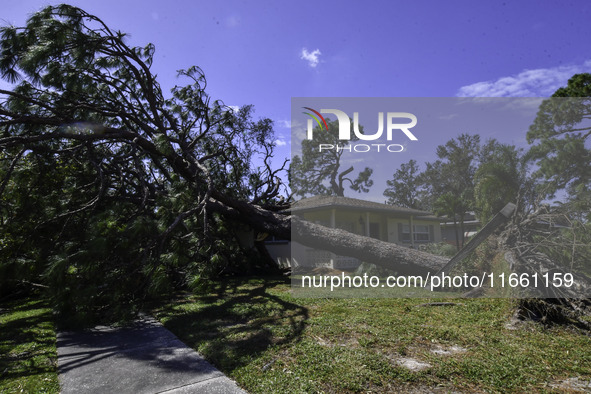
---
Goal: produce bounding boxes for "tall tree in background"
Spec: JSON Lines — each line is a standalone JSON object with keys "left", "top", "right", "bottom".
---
{"left": 521, "top": 73, "right": 591, "bottom": 284}
{"left": 289, "top": 119, "right": 373, "bottom": 197}
{"left": 421, "top": 134, "right": 481, "bottom": 248}
{"left": 421, "top": 134, "right": 481, "bottom": 208}
{"left": 527, "top": 73, "right": 591, "bottom": 218}
{"left": 383, "top": 159, "right": 424, "bottom": 209}
{"left": 432, "top": 192, "right": 465, "bottom": 250}
{"left": 474, "top": 141, "right": 524, "bottom": 222}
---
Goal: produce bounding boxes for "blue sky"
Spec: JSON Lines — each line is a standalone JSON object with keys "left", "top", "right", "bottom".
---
{"left": 4, "top": 1, "right": 591, "bottom": 195}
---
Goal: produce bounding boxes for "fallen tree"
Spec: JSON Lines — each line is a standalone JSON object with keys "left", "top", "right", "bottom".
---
{"left": 0, "top": 5, "right": 447, "bottom": 316}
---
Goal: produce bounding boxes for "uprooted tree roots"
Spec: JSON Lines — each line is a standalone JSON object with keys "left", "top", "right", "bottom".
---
{"left": 515, "top": 298, "right": 591, "bottom": 331}
{"left": 500, "top": 204, "right": 591, "bottom": 331}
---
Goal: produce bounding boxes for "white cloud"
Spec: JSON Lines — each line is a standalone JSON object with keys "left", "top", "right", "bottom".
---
{"left": 438, "top": 113, "right": 458, "bottom": 121}
{"left": 290, "top": 119, "right": 304, "bottom": 130}
{"left": 227, "top": 105, "right": 240, "bottom": 113}
{"left": 457, "top": 60, "right": 591, "bottom": 97}
{"left": 300, "top": 48, "right": 322, "bottom": 68}
{"left": 275, "top": 139, "right": 288, "bottom": 146}
{"left": 276, "top": 119, "right": 291, "bottom": 129}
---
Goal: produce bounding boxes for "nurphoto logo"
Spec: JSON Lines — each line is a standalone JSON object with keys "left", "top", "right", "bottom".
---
{"left": 302, "top": 107, "right": 418, "bottom": 152}
{"left": 303, "top": 107, "right": 418, "bottom": 141}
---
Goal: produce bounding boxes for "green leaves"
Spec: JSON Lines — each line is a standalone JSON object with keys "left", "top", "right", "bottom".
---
{"left": 526, "top": 73, "right": 591, "bottom": 200}
{"left": 383, "top": 159, "right": 423, "bottom": 209}
{"left": 0, "top": 5, "right": 287, "bottom": 323}
{"left": 474, "top": 143, "right": 523, "bottom": 223}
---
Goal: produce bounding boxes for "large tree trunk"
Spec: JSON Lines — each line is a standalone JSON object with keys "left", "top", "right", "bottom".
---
{"left": 292, "top": 217, "right": 447, "bottom": 275}
{"left": 208, "top": 195, "right": 447, "bottom": 275}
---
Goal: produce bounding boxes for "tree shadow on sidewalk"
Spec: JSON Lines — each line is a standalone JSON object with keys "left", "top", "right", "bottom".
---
{"left": 154, "top": 276, "right": 308, "bottom": 373}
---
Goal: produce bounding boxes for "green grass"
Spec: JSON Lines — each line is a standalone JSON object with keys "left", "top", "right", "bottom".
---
{"left": 154, "top": 277, "right": 591, "bottom": 393}
{"left": 2, "top": 279, "right": 589, "bottom": 393}
{"left": 0, "top": 297, "right": 59, "bottom": 393}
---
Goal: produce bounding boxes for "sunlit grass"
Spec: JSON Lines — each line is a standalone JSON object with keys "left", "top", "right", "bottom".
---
{"left": 0, "top": 297, "right": 59, "bottom": 393}
{"left": 155, "top": 276, "right": 591, "bottom": 393}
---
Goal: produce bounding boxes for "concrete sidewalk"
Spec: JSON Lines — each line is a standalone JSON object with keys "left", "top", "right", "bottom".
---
{"left": 57, "top": 315, "right": 246, "bottom": 393}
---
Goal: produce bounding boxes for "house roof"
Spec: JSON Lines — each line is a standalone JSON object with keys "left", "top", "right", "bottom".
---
{"left": 291, "top": 195, "right": 435, "bottom": 217}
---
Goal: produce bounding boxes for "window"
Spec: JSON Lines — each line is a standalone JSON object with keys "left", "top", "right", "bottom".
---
{"left": 414, "top": 225, "right": 430, "bottom": 241}
{"left": 398, "top": 223, "right": 433, "bottom": 242}
{"left": 399, "top": 224, "right": 411, "bottom": 241}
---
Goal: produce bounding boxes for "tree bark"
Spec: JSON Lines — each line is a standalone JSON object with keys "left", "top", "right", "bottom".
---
{"left": 207, "top": 195, "right": 447, "bottom": 275}
{"left": 292, "top": 217, "right": 447, "bottom": 275}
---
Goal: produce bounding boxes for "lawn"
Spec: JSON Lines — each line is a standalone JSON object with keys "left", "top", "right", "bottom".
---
{"left": 0, "top": 297, "right": 60, "bottom": 393}
{"left": 154, "top": 277, "right": 591, "bottom": 393}
{"left": 2, "top": 280, "right": 590, "bottom": 393}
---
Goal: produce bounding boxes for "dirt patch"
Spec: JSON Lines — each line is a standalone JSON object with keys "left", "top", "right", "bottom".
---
{"left": 394, "top": 357, "right": 432, "bottom": 372}
{"left": 549, "top": 377, "right": 591, "bottom": 392}
{"left": 430, "top": 345, "right": 467, "bottom": 356}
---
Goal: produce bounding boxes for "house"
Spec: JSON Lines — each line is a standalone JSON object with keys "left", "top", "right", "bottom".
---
{"left": 266, "top": 195, "right": 442, "bottom": 271}
{"left": 440, "top": 211, "right": 481, "bottom": 246}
